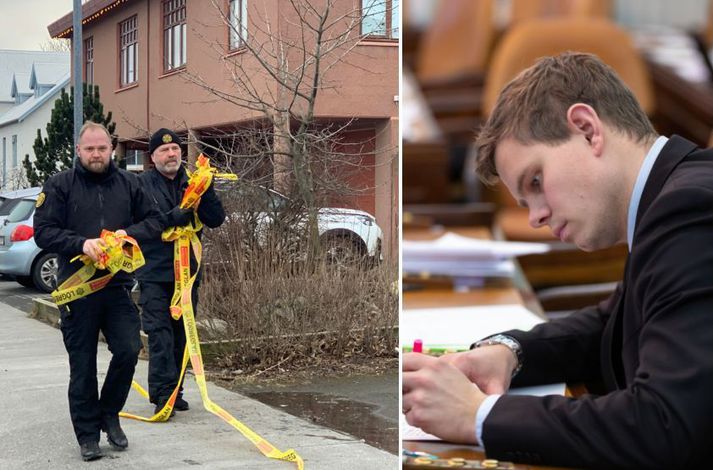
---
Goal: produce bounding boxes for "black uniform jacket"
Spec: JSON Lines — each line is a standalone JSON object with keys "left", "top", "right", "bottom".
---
{"left": 136, "top": 165, "right": 225, "bottom": 283}
{"left": 34, "top": 160, "right": 162, "bottom": 287}
{"left": 483, "top": 136, "right": 713, "bottom": 468}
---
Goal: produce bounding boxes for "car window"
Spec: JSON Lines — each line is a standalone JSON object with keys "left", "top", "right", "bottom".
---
{"left": 6, "top": 199, "right": 35, "bottom": 223}
{"left": 0, "top": 197, "right": 21, "bottom": 217}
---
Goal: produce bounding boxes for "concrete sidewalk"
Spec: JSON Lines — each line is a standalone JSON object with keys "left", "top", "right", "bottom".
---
{"left": 0, "top": 300, "right": 397, "bottom": 469}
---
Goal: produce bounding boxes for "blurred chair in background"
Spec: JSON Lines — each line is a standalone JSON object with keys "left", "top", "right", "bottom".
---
{"left": 509, "top": 0, "right": 611, "bottom": 25}
{"left": 416, "top": 0, "right": 495, "bottom": 86}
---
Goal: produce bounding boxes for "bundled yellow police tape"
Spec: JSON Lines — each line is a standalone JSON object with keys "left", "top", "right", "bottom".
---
{"left": 51, "top": 230, "right": 145, "bottom": 305}
{"left": 120, "top": 155, "right": 304, "bottom": 470}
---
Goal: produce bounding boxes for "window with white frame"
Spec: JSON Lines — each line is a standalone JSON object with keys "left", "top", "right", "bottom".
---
{"left": 163, "top": 0, "right": 187, "bottom": 71}
{"left": 229, "top": 0, "right": 248, "bottom": 49}
{"left": 84, "top": 37, "right": 94, "bottom": 83}
{"left": 361, "top": 0, "right": 399, "bottom": 39}
{"left": 120, "top": 16, "right": 138, "bottom": 86}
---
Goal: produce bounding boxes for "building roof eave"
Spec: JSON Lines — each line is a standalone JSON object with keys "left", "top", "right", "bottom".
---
{"left": 48, "top": 0, "right": 132, "bottom": 39}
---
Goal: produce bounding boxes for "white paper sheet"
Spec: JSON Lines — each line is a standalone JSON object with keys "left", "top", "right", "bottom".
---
{"left": 403, "top": 232, "right": 550, "bottom": 260}
{"left": 402, "top": 304, "right": 544, "bottom": 345}
{"left": 403, "top": 233, "right": 550, "bottom": 278}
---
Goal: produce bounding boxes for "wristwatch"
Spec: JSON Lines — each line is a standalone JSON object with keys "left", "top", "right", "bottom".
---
{"left": 471, "top": 334, "right": 523, "bottom": 378}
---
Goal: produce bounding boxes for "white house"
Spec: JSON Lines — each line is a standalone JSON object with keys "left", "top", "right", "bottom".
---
{"left": 0, "top": 50, "right": 69, "bottom": 190}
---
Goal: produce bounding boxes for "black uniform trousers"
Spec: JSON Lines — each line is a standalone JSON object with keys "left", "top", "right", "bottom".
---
{"left": 139, "top": 281, "right": 199, "bottom": 403}
{"left": 59, "top": 286, "right": 141, "bottom": 445}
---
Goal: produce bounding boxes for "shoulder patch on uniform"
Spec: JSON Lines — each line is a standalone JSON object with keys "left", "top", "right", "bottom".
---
{"left": 35, "top": 192, "right": 46, "bottom": 208}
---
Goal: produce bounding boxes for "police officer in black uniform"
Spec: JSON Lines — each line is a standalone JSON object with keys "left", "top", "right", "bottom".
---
{"left": 137, "top": 128, "right": 225, "bottom": 415}
{"left": 34, "top": 121, "right": 163, "bottom": 461}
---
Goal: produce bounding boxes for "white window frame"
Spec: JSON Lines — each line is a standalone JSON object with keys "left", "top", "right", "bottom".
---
{"left": 229, "top": 0, "right": 248, "bottom": 49}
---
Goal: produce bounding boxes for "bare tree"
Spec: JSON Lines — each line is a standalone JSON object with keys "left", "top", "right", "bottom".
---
{"left": 1, "top": 167, "right": 31, "bottom": 191}
{"left": 183, "top": 0, "right": 397, "bottom": 264}
{"left": 38, "top": 38, "right": 71, "bottom": 52}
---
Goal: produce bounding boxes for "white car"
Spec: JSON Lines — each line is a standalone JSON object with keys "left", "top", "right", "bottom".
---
{"left": 220, "top": 183, "right": 383, "bottom": 264}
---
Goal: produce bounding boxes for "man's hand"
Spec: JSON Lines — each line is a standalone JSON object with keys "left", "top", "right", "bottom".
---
{"left": 439, "top": 345, "right": 517, "bottom": 394}
{"left": 402, "top": 352, "right": 486, "bottom": 444}
{"left": 82, "top": 238, "right": 106, "bottom": 263}
{"left": 168, "top": 206, "right": 193, "bottom": 227}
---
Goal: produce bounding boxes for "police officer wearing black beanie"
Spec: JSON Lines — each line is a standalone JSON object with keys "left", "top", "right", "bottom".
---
{"left": 137, "top": 128, "right": 225, "bottom": 414}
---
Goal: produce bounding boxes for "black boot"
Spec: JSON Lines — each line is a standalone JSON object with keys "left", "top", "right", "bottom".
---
{"left": 79, "top": 441, "right": 103, "bottom": 461}
{"left": 154, "top": 397, "right": 176, "bottom": 417}
{"left": 174, "top": 395, "right": 189, "bottom": 411}
{"left": 101, "top": 415, "right": 128, "bottom": 450}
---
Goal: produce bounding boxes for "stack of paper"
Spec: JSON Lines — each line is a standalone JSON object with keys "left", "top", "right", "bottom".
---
{"left": 403, "top": 232, "right": 550, "bottom": 278}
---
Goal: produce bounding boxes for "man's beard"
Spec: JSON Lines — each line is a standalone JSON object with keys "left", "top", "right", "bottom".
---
{"left": 157, "top": 161, "right": 180, "bottom": 177}
{"left": 85, "top": 159, "right": 109, "bottom": 173}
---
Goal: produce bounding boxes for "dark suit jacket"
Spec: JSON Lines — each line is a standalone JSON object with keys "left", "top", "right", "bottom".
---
{"left": 483, "top": 136, "right": 713, "bottom": 468}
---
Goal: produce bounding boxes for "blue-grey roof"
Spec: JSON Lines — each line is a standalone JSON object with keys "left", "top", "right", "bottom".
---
{"left": 31, "top": 62, "right": 70, "bottom": 88}
{"left": 11, "top": 72, "right": 32, "bottom": 97}
{"left": 0, "top": 71, "right": 69, "bottom": 126}
{"left": 0, "top": 50, "right": 69, "bottom": 103}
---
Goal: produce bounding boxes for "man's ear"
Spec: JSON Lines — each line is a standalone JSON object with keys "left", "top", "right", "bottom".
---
{"left": 567, "top": 103, "right": 604, "bottom": 156}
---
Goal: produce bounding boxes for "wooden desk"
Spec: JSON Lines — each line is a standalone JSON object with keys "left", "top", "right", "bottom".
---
{"left": 403, "top": 226, "right": 564, "bottom": 469}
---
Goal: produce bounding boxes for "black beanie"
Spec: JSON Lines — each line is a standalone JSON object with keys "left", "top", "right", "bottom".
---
{"left": 149, "top": 128, "right": 182, "bottom": 154}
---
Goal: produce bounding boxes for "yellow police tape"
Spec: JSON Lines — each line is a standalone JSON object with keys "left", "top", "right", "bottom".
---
{"left": 180, "top": 153, "right": 238, "bottom": 209}
{"left": 51, "top": 230, "right": 145, "bottom": 305}
{"left": 120, "top": 158, "right": 303, "bottom": 469}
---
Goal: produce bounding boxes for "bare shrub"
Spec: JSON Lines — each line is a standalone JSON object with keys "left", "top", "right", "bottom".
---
{"left": 198, "top": 183, "right": 397, "bottom": 373}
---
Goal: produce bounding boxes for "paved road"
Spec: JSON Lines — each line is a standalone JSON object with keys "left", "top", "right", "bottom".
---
{"left": 0, "top": 280, "right": 398, "bottom": 469}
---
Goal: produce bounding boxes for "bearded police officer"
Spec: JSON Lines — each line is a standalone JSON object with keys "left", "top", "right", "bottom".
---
{"left": 137, "top": 128, "right": 225, "bottom": 415}
{"left": 34, "top": 121, "right": 162, "bottom": 461}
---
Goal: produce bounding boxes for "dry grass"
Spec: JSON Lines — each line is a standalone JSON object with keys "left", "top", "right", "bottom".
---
{"left": 197, "top": 188, "right": 398, "bottom": 375}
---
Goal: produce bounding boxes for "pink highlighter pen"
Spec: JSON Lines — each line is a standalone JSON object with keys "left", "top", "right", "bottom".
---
{"left": 413, "top": 339, "right": 423, "bottom": 353}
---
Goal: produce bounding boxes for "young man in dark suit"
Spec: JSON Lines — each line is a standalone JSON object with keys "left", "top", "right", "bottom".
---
{"left": 402, "top": 52, "right": 713, "bottom": 468}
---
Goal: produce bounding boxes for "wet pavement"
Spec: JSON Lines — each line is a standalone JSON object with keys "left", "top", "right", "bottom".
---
{"left": 231, "top": 372, "right": 399, "bottom": 454}
{"left": 0, "top": 279, "right": 400, "bottom": 459}
{"left": 0, "top": 277, "right": 42, "bottom": 312}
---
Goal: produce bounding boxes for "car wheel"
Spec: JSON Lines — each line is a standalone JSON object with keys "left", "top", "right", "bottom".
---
{"left": 32, "top": 253, "right": 58, "bottom": 293}
{"left": 324, "top": 235, "right": 364, "bottom": 269}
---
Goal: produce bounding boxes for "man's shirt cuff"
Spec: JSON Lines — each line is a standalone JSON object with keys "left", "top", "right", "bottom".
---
{"left": 475, "top": 394, "right": 501, "bottom": 446}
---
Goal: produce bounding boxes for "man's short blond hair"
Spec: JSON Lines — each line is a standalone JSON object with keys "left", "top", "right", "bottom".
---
{"left": 475, "top": 52, "right": 657, "bottom": 185}
{"left": 78, "top": 121, "right": 112, "bottom": 144}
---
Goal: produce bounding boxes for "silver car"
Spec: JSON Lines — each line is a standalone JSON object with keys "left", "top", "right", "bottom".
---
{"left": 0, "top": 188, "right": 57, "bottom": 293}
